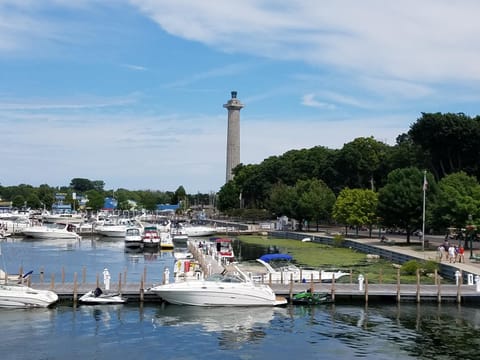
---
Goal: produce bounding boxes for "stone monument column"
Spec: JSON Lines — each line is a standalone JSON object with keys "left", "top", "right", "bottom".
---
{"left": 223, "top": 91, "right": 244, "bottom": 183}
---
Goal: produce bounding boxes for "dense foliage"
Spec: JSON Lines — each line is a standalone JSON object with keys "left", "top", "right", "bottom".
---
{"left": 3, "top": 112, "right": 480, "bottom": 237}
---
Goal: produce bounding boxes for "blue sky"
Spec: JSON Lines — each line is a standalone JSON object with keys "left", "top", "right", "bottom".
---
{"left": 2, "top": 1, "right": 480, "bottom": 194}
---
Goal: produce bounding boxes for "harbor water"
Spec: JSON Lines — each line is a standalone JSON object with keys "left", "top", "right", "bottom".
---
{"left": 1, "top": 237, "right": 480, "bottom": 359}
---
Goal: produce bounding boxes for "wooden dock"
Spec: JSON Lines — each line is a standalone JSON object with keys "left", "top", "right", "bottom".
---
{"left": 25, "top": 280, "right": 480, "bottom": 305}
{"left": 13, "top": 236, "right": 480, "bottom": 305}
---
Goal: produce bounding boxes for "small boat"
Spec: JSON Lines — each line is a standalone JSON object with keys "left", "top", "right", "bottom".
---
{"left": 125, "top": 227, "right": 143, "bottom": 249}
{"left": 160, "top": 232, "right": 174, "bottom": 250}
{"left": 78, "top": 288, "right": 126, "bottom": 304}
{"left": 95, "top": 218, "right": 136, "bottom": 238}
{"left": 175, "top": 223, "right": 217, "bottom": 237}
{"left": 21, "top": 222, "right": 81, "bottom": 240}
{"left": 210, "top": 237, "right": 235, "bottom": 264}
{"left": 252, "top": 254, "right": 349, "bottom": 284}
{"left": 291, "top": 290, "right": 332, "bottom": 305}
{"left": 142, "top": 226, "right": 160, "bottom": 248}
{"left": 0, "top": 283, "right": 58, "bottom": 308}
{"left": 172, "top": 233, "right": 189, "bottom": 246}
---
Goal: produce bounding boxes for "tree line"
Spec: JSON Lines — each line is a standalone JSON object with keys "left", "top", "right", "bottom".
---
{"left": 3, "top": 112, "right": 480, "bottom": 241}
{"left": 217, "top": 112, "right": 480, "bottom": 241}
{"left": 0, "top": 178, "right": 212, "bottom": 212}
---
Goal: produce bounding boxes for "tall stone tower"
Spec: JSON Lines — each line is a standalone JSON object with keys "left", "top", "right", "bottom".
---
{"left": 223, "top": 91, "right": 244, "bottom": 183}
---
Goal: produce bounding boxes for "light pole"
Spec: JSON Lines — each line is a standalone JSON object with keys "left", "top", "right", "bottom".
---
{"left": 468, "top": 214, "right": 474, "bottom": 259}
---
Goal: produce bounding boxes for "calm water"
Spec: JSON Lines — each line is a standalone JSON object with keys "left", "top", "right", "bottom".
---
{"left": 1, "top": 237, "right": 480, "bottom": 360}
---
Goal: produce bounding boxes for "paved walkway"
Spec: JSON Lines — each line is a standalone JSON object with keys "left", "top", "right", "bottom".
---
{"left": 344, "top": 234, "right": 480, "bottom": 277}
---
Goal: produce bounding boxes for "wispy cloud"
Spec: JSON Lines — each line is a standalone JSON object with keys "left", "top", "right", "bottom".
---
{"left": 0, "top": 93, "right": 140, "bottom": 112}
{"left": 130, "top": 1, "right": 480, "bottom": 90}
{"left": 301, "top": 93, "right": 335, "bottom": 110}
{"left": 164, "top": 62, "right": 252, "bottom": 88}
{"left": 122, "top": 63, "right": 147, "bottom": 71}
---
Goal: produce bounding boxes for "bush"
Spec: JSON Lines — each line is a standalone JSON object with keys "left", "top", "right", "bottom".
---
{"left": 333, "top": 234, "right": 345, "bottom": 247}
{"left": 422, "top": 260, "right": 439, "bottom": 274}
{"left": 401, "top": 260, "right": 421, "bottom": 275}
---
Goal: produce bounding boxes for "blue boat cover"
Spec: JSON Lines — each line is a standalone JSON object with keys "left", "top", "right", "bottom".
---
{"left": 259, "top": 254, "right": 293, "bottom": 262}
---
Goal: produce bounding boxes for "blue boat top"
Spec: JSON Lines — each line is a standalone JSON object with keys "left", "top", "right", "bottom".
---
{"left": 259, "top": 254, "right": 293, "bottom": 262}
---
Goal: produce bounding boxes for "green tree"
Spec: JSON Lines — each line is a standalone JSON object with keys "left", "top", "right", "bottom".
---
{"left": 26, "top": 193, "right": 42, "bottom": 209}
{"left": 12, "top": 195, "right": 26, "bottom": 208}
{"left": 332, "top": 188, "right": 378, "bottom": 236}
{"left": 409, "top": 112, "right": 480, "bottom": 179}
{"left": 267, "top": 182, "right": 296, "bottom": 219}
{"left": 430, "top": 171, "right": 480, "bottom": 231}
{"left": 36, "top": 184, "right": 55, "bottom": 209}
{"left": 70, "top": 178, "right": 93, "bottom": 192}
{"left": 294, "top": 179, "right": 336, "bottom": 230}
{"left": 172, "top": 186, "right": 186, "bottom": 204}
{"left": 217, "top": 181, "right": 240, "bottom": 212}
{"left": 91, "top": 180, "right": 105, "bottom": 192}
{"left": 85, "top": 190, "right": 104, "bottom": 211}
{"left": 334, "top": 137, "right": 389, "bottom": 190}
{"left": 377, "top": 168, "right": 435, "bottom": 243}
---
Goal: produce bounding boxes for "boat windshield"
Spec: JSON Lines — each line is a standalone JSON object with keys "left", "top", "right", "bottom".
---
{"left": 205, "top": 273, "right": 244, "bottom": 283}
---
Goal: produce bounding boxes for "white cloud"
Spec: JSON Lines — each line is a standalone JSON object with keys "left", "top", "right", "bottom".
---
{"left": 129, "top": 0, "right": 480, "bottom": 87}
{"left": 301, "top": 93, "right": 335, "bottom": 109}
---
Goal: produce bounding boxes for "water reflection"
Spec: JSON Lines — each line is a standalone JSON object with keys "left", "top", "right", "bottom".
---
{"left": 152, "top": 304, "right": 286, "bottom": 349}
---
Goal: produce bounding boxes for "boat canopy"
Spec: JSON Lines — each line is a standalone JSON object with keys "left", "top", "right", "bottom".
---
{"left": 259, "top": 254, "right": 293, "bottom": 262}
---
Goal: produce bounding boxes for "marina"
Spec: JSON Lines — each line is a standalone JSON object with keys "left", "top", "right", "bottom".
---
{"left": 4, "top": 232, "right": 480, "bottom": 305}
{"left": 2, "top": 231, "right": 480, "bottom": 359}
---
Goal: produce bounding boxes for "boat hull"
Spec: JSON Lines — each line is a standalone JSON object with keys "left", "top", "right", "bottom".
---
{"left": 0, "top": 284, "right": 58, "bottom": 308}
{"left": 22, "top": 227, "right": 80, "bottom": 239}
{"left": 79, "top": 290, "right": 126, "bottom": 305}
{"left": 151, "top": 281, "right": 286, "bottom": 307}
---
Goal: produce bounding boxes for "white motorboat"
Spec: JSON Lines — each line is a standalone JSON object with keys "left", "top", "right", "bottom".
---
{"left": 95, "top": 218, "right": 136, "bottom": 237}
{"left": 0, "top": 283, "right": 58, "bottom": 308}
{"left": 160, "top": 232, "right": 174, "bottom": 250}
{"left": 124, "top": 227, "right": 143, "bottom": 249}
{"left": 243, "top": 254, "right": 349, "bottom": 284}
{"left": 42, "top": 211, "right": 85, "bottom": 224}
{"left": 149, "top": 266, "right": 287, "bottom": 307}
{"left": 175, "top": 223, "right": 217, "bottom": 237}
{"left": 172, "top": 233, "right": 189, "bottom": 246}
{"left": 22, "top": 223, "right": 81, "bottom": 240}
{"left": 78, "top": 288, "right": 126, "bottom": 305}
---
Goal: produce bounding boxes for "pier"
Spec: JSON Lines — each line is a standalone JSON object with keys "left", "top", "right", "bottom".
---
{"left": 7, "top": 230, "right": 480, "bottom": 305}
{"left": 16, "top": 237, "right": 480, "bottom": 305}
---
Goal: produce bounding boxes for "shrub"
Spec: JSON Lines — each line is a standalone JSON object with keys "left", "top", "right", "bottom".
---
{"left": 333, "top": 234, "right": 345, "bottom": 247}
{"left": 401, "top": 260, "right": 421, "bottom": 275}
{"left": 422, "top": 260, "right": 439, "bottom": 274}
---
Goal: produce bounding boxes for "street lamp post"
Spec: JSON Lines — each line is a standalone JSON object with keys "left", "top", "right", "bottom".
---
{"left": 468, "top": 215, "right": 474, "bottom": 259}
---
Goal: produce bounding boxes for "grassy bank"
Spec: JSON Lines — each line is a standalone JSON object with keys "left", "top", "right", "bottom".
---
{"left": 236, "top": 234, "right": 441, "bottom": 284}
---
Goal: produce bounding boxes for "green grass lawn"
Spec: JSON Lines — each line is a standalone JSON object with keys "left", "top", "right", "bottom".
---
{"left": 237, "top": 235, "right": 442, "bottom": 284}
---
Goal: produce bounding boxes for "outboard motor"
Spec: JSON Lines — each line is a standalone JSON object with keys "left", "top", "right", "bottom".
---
{"left": 94, "top": 287, "right": 103, "bottom": 297}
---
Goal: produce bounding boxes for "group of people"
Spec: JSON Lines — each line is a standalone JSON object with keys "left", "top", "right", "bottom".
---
{"left": 437, "top": 240, "right": 465, "bottom": 263}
